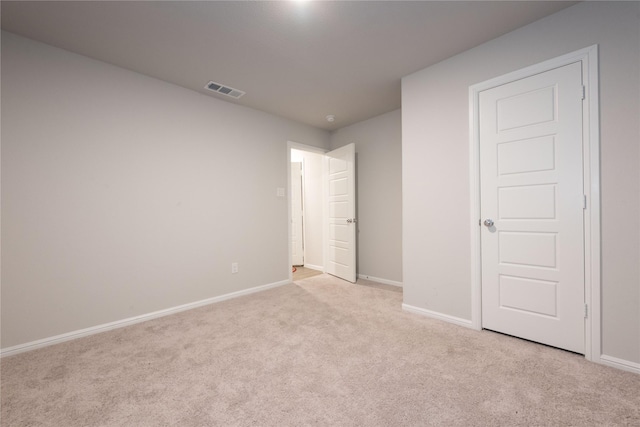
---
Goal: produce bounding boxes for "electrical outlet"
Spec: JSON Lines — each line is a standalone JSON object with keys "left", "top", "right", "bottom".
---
{"left": 231, "top": 262, "right": 239, "bottom": 274}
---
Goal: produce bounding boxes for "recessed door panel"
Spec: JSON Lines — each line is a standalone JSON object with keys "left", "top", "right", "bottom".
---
{"left": 498, "top": 136, "right": 555, "bottom": 175}
{"left": 499, "top": 275, "right": 558, "bottom": 317}
{"left": 329, "top": 200, "right": 348, "bottom": 218}
{"left": 499, "top": 232, "right": 557, "bottom": 268}
{"left": 497, "top": 86, "right": 556, "bottom": 131}
{"left": 331, "top": 246, "right": 350, "bottom": 265}
{"left": 329, "top": 223, "right": 349, "bottom": 244}
{"left": 330, "top": 177, "right": 348, "bottom": 197}
{"left": 329, "top": 157, "right": 347, "bottom": 174}
{"left": 499, "top": 185, "right": 556, "bottom": 219}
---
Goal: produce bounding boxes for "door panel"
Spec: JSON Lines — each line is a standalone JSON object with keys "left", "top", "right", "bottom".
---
{"left": 496, "top": 86, "right": 556, "bottom": 131}
{"left": 497, "top": 136, "right": 555, "bottom": 175}
{"left": 498, "top": 185, "right": 557, "bottom": 219}
{"left": 499, "top": 232, "right": 557, "bottom": 268}
{"left": 499, "top": 275, "right": 558, "bottom": 317}
{"left": 325, "top": 143, "right": 356, "bottom": 283}
{"left": 480, "top": 62, "right": 585, "bottom": 353}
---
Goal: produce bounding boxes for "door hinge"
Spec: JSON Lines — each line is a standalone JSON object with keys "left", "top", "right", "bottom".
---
{"left": 583, "top": 194, "right": 587, "bottom": 210}
{"left": 584, "top": 303, "right": 588, "bottom": 319}
{"left": 581, "top": 85, "right": 586, "bottom": 100}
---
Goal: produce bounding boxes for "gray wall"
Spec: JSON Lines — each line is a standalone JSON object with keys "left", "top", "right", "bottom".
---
{"left": 1, "top": 32, "right": 330, "bottom": 349}
{"left": 331, "top": 110, "right": 403, "bottom": 284}
{"left": 402, "top": 2, "right": 639, "bottom": 364}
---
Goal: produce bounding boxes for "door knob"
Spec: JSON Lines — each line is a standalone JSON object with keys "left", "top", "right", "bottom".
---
{"left": 483, "top": 219, "right": 494, "bottom": 227}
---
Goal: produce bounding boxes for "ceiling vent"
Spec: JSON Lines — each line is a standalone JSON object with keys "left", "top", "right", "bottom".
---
{"left": 205, "top": 81, "right": 245, "bottom": 99}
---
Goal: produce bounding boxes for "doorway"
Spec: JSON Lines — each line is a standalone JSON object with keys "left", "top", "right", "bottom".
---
{"left": 287, "top": 142, "right": 358, "bottom": 283}
{"left": 288, "top": 144, "right": 326, "bottom": 280}
{"left": 469, "top": 46, "right": 601, "bottom": 360}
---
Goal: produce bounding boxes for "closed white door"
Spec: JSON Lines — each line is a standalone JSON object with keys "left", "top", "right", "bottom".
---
{"left": 325, "top": 143, "right": 356, "bottom": 283}
{"left": 480, "top": 62, "right": 585, "bottom": 353}
{"left": 291, "top": 162, "right": 304, "bottom": 266}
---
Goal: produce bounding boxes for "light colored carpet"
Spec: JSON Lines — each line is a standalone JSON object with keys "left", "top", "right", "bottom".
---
{"left": 2, "top": 274, "right": 639, "bottom": 426}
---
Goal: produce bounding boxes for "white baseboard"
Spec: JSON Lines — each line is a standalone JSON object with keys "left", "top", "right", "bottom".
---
{"left": 402, "top": 303, "right": 474, "bottom": 329}
{"left": 358, "top": 274, "right": 403, "bottom": 287}
{"left": 402, "top": 305, "right": 639, "bottom": 374}
{"left": 1, "top": 279, "right": 290, "bottom": 358}
{"left": 599, "top": 354, "right": 640, "bottom": 374}
{"left": 303, "top": 263, "right": 324, "bottom": 272}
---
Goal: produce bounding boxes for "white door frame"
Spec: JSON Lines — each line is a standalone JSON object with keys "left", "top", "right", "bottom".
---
{"left": 468, "top": 45, "right": 601, "bottom": 362}
{"left": 291, "top": 161, "right": 305, "bottom": 266}
{"left": 287, "top": 141, "right": 328, "bottom": 282}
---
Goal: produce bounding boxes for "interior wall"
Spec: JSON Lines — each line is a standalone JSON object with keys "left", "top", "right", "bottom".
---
{"left": 402, "top": 1, "right": 639, "bottom": 364}
{"left": 330, "top": 109, "right": 402, "bottom": 284}
{"left": 1, "top": 31, "right": 330, "bottom": 349}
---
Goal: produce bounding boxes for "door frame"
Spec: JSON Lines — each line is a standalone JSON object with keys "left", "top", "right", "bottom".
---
{"left": 468, "top": 45, "right": 600, "bottom": 362}
{"left": 291, "top": 160, "right": 305, "bottom": 266}
{"left": 287, "top": 141, "right": 328, "bottom": 282}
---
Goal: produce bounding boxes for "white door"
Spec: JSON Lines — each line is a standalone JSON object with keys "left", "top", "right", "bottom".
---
{"left": 480, "top": 62, "right": 585, "bottom": 353}
{"left": 325, "top": 143, "right": 356, "bottom": 283}
{"left": 291, "top": 162, "right": 304, "bottom": 266}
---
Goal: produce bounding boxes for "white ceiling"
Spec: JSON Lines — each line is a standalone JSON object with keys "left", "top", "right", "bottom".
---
{"left": 1, "top": 1, "right": 577, "bottom": 130}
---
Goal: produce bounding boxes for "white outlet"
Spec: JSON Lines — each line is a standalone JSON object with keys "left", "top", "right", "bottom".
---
{"left": 276, "top": 187, "right": 285, "bottom": 197}
{"left": 231, "top": 262, "right": 239, "bottom": 274}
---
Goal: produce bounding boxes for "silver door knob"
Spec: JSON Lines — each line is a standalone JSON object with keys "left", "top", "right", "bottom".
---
{"left": 483, "top": 219, "right": 494, "bottom": 227}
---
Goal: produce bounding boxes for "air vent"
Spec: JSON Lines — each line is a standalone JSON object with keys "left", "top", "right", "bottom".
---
{"left": 205, "top": 81, "right": 245, "bottom": 99}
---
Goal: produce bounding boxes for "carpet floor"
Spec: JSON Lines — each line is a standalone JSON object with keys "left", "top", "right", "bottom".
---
{"left": 1, "top": 274, "right": 639, "bottom": 426}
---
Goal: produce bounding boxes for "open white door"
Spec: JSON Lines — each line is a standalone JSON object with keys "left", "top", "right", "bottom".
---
{"left": 325, "top": 143, "right": 356, "bottom": 283}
